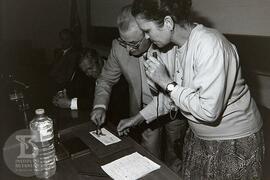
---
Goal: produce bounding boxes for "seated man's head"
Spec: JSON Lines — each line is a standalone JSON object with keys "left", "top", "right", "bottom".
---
{"left": 79, "top": 49, "right": 104, "bottom": 79}
{"left": 117, "top": 5, "right": 151, "bottom": 57}
{"left": 59, "top": 29, "right": 74, "bottom": 50}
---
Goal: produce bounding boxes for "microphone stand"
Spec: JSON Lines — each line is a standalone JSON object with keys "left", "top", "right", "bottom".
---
{"left": 7, "top": 75, "right": 30, "bottom": 128}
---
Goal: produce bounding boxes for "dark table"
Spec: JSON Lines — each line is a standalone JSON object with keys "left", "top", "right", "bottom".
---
{"left": 1, "top": 98, "right": 181, "bottom": 180}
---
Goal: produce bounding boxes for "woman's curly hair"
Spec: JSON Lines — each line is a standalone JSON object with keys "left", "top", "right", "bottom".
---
{"left": 132, "top": 0, "right": 192, "bottom": 27}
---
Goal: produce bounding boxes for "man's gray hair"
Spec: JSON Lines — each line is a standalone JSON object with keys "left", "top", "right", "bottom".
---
{"left": 117, "top": 4, "right": 137, "bottom": 33}
{"left": 80, "top": 48, "right": 104, "bottom": 70}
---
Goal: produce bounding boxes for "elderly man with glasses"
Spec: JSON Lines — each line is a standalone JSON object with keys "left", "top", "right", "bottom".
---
{"left": 90, "top": 5, "right": 187, "bottom": 172}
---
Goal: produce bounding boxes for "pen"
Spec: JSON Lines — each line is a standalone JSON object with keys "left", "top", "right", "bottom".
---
{"left": 96, "top": 123, "right": 100, "bottom": 136}
{"left": 78, "top": 171, "right": 110, "bottom": 178}
{"left": 96, "top": 123, "right": 104, "bottom": 136}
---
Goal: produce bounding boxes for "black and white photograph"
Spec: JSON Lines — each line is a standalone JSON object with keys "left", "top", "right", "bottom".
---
{"left": 1, "top": 0, "right": 270, "bottom": 179}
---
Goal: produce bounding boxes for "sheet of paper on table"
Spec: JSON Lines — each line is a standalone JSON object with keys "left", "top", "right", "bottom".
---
{"left": 89, "top": 128, "right": 121, "bottom": 146}
{"left": 101, "top": 152, "right": 161, "bottom": 180}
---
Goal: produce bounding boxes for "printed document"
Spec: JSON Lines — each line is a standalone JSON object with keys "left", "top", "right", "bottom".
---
{"left": 101, "top": 152, "right": 160, "bottom": 180}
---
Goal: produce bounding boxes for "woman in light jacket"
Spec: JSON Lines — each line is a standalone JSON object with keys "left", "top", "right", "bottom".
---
{"left": 117, "top": 0, "right": 265, "bottom": 179}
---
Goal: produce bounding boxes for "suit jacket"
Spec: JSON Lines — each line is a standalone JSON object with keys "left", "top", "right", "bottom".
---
{"left": 49, "top": 47, "right": 81, "bottom": 92}
{"left": 66, "top": 69, "right": 96, "bottom": 110}
{"left": 93, "top": 40, "right": 142, "bottom": 116}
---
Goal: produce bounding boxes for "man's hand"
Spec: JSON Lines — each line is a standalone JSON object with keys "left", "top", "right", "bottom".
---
{"left": 52, "top": 96, "right": 71, "bottom": 109}
{"left": 56, "top": 89, "right": 67, "bottom": 98}
{"left": 117, "top": 113, "right": 145, "bottom": 136}
{"left": 90, "top": 107, "right": 106, "bottom": 126}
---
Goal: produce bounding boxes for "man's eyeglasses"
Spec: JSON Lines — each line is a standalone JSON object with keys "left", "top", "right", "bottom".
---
{"left": 117, "top": 37, "right": 144, "bottom": 50}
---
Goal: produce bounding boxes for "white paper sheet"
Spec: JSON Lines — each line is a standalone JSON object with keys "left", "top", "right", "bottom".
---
{"left": 101, "top": 152, "right": 161, "bottom": 180}
{"left": 89, "top": 128, "right": 121, "bottom": 146}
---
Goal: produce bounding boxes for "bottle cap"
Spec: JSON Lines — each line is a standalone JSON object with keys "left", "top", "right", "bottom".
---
{"left": 35, "top": 109, "right": 45, "bottom": 115}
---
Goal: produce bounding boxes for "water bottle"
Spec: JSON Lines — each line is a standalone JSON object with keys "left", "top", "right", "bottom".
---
{"left": 30, "top": 109, "right": 56, "bottom": 178}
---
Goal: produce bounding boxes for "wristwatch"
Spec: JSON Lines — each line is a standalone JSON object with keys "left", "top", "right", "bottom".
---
{"left": 165, "top": 82, "right": 177, "bottom": 94}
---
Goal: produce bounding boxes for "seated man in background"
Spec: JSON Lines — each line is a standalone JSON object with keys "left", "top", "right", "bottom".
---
{"left": 52, "top": 49, "right": 104, "bottom": 110}
{"left": 49, "top": 28, "right": 82, "bottom": 92}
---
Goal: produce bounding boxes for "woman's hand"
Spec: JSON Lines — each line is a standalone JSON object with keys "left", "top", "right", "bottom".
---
{"left": 117, "top": 113, "right": 145, "bottom": 136}
{"left": 144, "top": 56, "right": 173, "bottom": 90}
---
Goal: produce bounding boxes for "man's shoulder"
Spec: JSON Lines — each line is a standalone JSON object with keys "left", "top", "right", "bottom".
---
{"left": 111, "top": 39, "right": 122, "bottom": 51}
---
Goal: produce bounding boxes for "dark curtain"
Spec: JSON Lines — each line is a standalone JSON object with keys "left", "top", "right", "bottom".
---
{"left": 70, "top": 0, "right": 82, "bottom": 49}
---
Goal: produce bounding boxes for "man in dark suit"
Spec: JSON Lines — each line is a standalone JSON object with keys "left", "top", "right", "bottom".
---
{"left": 52, "top": 49, "right": 104, "bottom": 110}
{"left": 49, "top": 28, "right": 82, "bottom": 92}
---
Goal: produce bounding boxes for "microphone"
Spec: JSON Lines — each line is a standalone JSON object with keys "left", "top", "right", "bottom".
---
{"left": 13, "top": 80, "right": 30, "bottom": 89}
{"left": 6, "top": 74, "right": 30, "bottom": 89}
{"left": 152, "top": 52, "right": 157, "bottom": 59}
{"left": 143, "top": 51, "right": 158, "bottom": 61}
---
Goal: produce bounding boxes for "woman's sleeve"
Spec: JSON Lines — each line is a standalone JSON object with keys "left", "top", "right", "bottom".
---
{"left": 170, "top": 36, "right": 230, "bottom": 123}
{"left": 139, "top": 92, "right": 172, "bottom": 123}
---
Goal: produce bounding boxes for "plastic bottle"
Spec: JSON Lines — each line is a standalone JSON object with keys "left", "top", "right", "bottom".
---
{"left": 30, "top": 109, "right": 56, "bottom": 178}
